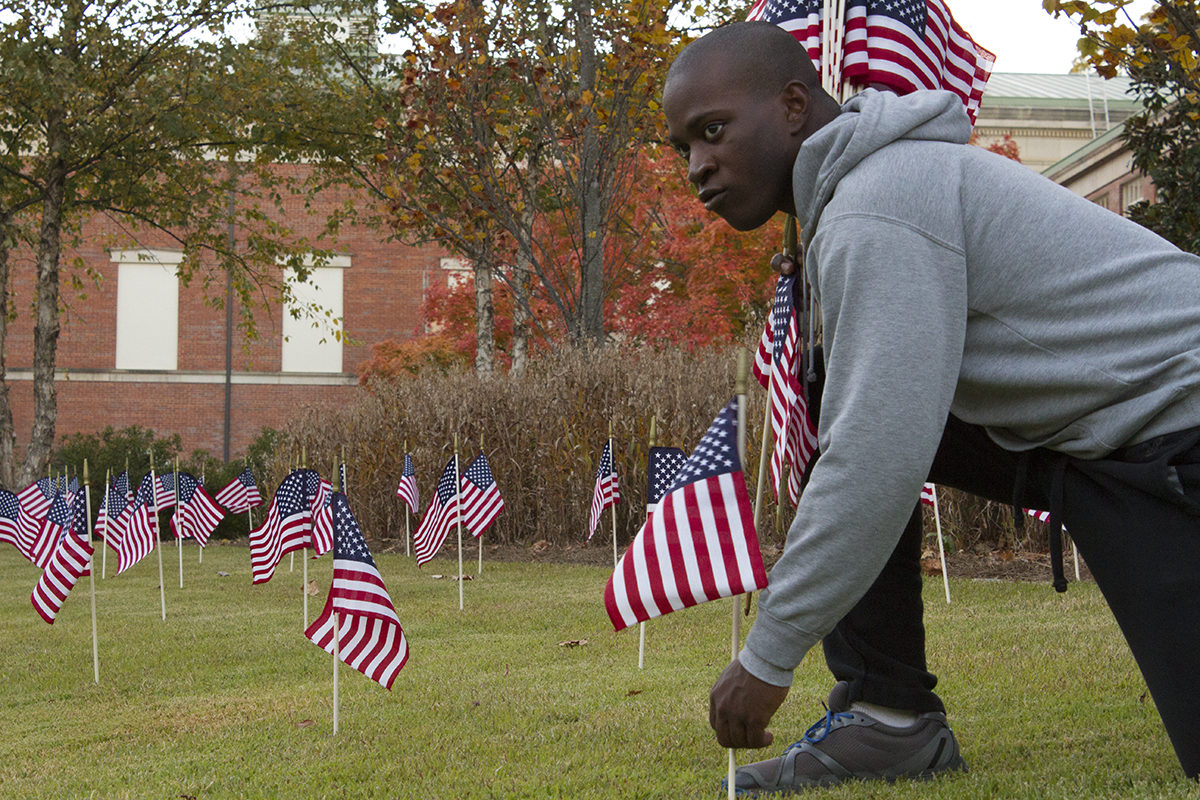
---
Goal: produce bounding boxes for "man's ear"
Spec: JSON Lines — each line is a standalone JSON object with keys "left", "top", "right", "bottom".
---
{"left": 781, "top": 81, "right": 812, "bottom": 133}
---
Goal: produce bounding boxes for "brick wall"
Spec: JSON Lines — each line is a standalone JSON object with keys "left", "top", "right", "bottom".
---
{"left": 5, "top": 168, "right": 446, "bottom": 459}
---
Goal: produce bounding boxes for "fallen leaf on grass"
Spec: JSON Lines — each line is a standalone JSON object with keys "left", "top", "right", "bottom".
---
{"left": 558, "top": 639, "right": 588, "bottom": 648}
{"left": 626, "top": 690, "right": 643, "bottom": 696}
{"left": 295, "top": 719, "right": 315, "bottom": 729}
{"left": 305, "top": 580, "right": 319, "bottom": 596}
{"left": 430, "top": 574, "right": 445, "bottom": 579}
{"left": 216, "top": 571, "right": 230, "bottom": 577}
{"left": 531, "top": 540, "right": 551, "bottom": 553}
{"left": 451, "top": 574, "right": 474, "bottom": 581}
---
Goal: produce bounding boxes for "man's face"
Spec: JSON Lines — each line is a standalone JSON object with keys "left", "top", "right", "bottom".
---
{"left": 663, "top": 59, "right": 798, "bottom": 232}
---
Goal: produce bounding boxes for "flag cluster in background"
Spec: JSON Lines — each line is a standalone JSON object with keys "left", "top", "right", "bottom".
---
{"left": 214, "top": 468, "right": 264, "bottom": 514}
{"left": 249, "top": 468, "right": 332, "bottom": 584}
{"left": 412, "top": 452, "right": 506, "bottom": 565}
{"left": 746, "top": 0, "right": 995, "bottom": 122}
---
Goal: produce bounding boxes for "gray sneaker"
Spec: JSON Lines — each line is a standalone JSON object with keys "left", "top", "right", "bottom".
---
{"left": 723, "top": 682, "right": 967, "bottom": 796}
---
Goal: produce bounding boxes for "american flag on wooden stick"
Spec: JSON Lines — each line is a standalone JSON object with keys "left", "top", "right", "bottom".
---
{"left": 167, "top": 473, "right": 225, "bottom": 546}
{"left": 605, "top": 399, "right": 768, "bottom": 631}
{"left": 214, "top": 467, "right": 264, "bottom": 514}
{"left": 753, "top": 274, "right": 819, "bottom": 507}
{"left": 96, "top": 471, "right": 133, "bottom": 552}
{"left": 31, "top": 501, "right": 93, "bottom": 624}
{"left": 395, "top": 454, "right": 420, "bottom": 515}
{"left": 460, "top": 453, "right": 504, "bottom": 539}
{"left": 0, "top": 489, "right": 21, "bottom": 553}
{"left": 305, "top": 493, "right": 409, "bottom": 690}
{"left": 16, "top": 477, "right": 56, "bottom": 561}
{"left": 746, "top": 0, "right": 994, "bottom": 122}
{"left": 114, "top": 474, "right": 159, "bottom": 575}
{"left": 587, "top": 441, "right": 620, "bottom": 541}
{"left": 249, "top": 469, "right": 328, "bottom": 584}
{"left": 920, "top": 482, "right": 936, "bottom": 506}
{"left": 414, "top": 458, "right": 460, "bottom": 566}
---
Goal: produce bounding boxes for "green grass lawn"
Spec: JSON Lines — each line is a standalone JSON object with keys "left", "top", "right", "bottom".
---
{"left": 0, "top": 543, "right": 1193, "bottom": 799}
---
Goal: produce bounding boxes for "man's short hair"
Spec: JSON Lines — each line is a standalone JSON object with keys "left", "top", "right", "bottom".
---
{"left": 667, "top": 21, "right": 820, "bottom": 99}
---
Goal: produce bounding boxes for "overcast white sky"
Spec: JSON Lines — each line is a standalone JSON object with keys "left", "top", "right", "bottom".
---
{"left": 949, "top": 0, "right": 1156, "bottom": 74}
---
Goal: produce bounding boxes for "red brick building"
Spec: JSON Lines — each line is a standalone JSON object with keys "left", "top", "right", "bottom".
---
{"left": 6, "top": 176, "right": 445, "bottom": 461}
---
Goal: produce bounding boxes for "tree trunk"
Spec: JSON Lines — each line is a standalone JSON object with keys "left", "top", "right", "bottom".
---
{"left": 0, "top": 217, "right": 16, "bottom": 488}
{"left": 574, "top": 0, "right": 606, "bottom": 347}
{"left": 474, "top": 251, "right": 495, "bottom": 377}
{"left": 20, "top": 127, "right": 67, "bottom": 487}
{"left": 510, "top": 260, "right": 532, "bottom": 378}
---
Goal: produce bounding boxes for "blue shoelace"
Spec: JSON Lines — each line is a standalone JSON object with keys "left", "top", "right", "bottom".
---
{"left": 785, "top": 703, "right": 856, "bottom": 752}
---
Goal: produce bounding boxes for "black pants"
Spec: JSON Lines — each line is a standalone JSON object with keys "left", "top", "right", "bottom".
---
{"left": 805, "top": 362, "right": 1200, "bottom": 778}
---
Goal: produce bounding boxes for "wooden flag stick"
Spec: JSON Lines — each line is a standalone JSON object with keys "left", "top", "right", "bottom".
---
{"left": 149, "top": 453, "right": 165, "bottom": 621}
{"left": 478, "top": 433, "right": 484, "bottom": 575}
{"left": 175, "top": 457, "right": 183, "bottom": 590}
{"left": 609, "top": 421, "right": 618, "bottom": 570}
{"left": 84, "top": 460, "right": 100, "bottom": 685}
{"left": 730, "top": 349, "right": 751, "bottom": 800}
{"left": 100, "top": 467, "right": 111, "bottom": 580}
{"left": 930, "top": 487, "right": 951, "bottom": 604}
{"left": 332, "top": 610, "right": 341, "bottom": 735}
{"left": 454, "top": 434, "right": 464, "bottom": 611}
{"left": 404, "top": 440, "right": 412, "bottom": 558}
{"left": 1073, "top": 534, "right": 1081, "bottom": 582}
{"left": 640, "top": 414, "right": 658, "bottom": 671}
{"left": 198, "top": 473, "right": 205, "bottom": 564}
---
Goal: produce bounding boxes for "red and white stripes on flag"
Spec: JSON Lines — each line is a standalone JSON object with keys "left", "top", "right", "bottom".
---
{"left": 1026, "top": 508, "right": 1051, "bottom": 523}
{"left": 305, "top": 493, "right": 409, "bottom": 690}
{"left": 413, "top": 458, "right": 460, "bottom": 566}
{"left": 0, "top": 489, "right": 21, "bottom": 553}
{"left": 605, "top": 399, "right": 768, "bottom": 630}
{"left": 31, "top": 529, "right": 93, "bottom": 624}
{"left": 921, "top": 482, "right": 936, "bottom": 506}
{"left": 96, "top": 471, "right": 133, "bottom": 553}
{"left": 587, "top": 440, "right": 620, "bottom": 541}
{"left": 753, "top": 273, "right": 819, "bottom": 507}
{"left": 746, "top": 0, "right": 994, "bottom": 123}
{"left": 16, "top": 478, "right": 55, "bottom": 563}
{"left": 460, "top": 453, "right": 504, "bottom": 539}
{"left": 114, "top": 474, "right": 159, "bottom": 575}
{"left": 214, "top": 467, "right": 264, "bottom": 514}
{"left": 312, "top": 475, "right": 335, "bottom": 556}
{"left": 396, "top": 453, "right": 419, "bottom": 515}
{"left": 167, "top": 475, "right": 225, "bottom": 547}
{"left": 249, "top": 469, "right": 329, "bottom": 585}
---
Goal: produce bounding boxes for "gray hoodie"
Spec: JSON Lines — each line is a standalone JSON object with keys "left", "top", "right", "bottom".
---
{"left": 740, "top": 89, "right": 1200, "bottom": 687}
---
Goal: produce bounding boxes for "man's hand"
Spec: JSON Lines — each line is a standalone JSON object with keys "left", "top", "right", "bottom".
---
{"left": 709, "top": 659, "right": 790, "bottom": 749}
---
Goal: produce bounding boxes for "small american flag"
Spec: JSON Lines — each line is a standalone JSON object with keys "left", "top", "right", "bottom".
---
{"left": 96, "top": 470, "right": 133, "bottom": 552}
{"left": 1026, "top": 508, "right": 1051, "bottom": 523}
{"left": 0, "top": 489, "right": 21, "bottom": 553}
{"left": 460, "top": 453, "right": 505, "bottom": 539}
{"left": 587, "top": 440, "right": 620, "bottom": 541}
{"left": 747, "top": 0, "right": 994, "bottom": 123}
{"left": 31, "top": 510, "right": 94, "bottom": 625}
{"left": 114, "top": 474, "right": 160, "bottom": 575}
{"left": 156, "top": 472, "right": 179, "bottom": 510}
{"left": 647, "top": 446, "right": 687, "bottom": 508}
{"left": 305, "top": 493, "right": 409, "bottom": 690}
{"left": 396, "top": 454, "right": 420, "bottom": 515}
{"left": 167, "top": 473, "right": 225, "bottom": 546}
{"left": 29, "top": 491, "right": 75, "bottom": 569}
{"left": 413, "top": 458, "right": 460, "bottom": 567}
{"left": 16, "top": 477, "right": 56, "bottom": 560}
{"left": 311, "top": 472, "right": 335, "bottom": 556}
{"left": 248, "top": 468, "right": 324, "bottom": 585}
{"left": 921, "top": 482, "right": 936, "bottom": 507}
{"left": 214, "top": 467, "right": 264, "bottom": 514}
{"left": 605, "top": 399, "right": 768, "bottom": 630}
{"left": 753, "top": 274, "right": 819, "bottom": 507}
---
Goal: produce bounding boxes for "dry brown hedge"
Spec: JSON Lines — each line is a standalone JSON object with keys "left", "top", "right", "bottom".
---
{"left": 262, "top": 344, "right": 1042, "bottom": 554}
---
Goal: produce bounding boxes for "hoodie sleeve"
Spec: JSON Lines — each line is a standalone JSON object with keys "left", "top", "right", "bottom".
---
{"left": 739, "top": 213, "right": 968, "bottom": 687}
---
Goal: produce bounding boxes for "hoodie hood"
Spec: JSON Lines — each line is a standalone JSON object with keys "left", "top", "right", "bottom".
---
{"left": 794, "top": 89, "right": 973, "bottom": 248}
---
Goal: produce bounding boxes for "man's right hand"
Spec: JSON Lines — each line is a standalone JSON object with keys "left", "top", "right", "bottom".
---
{"left": 709, "top": 659, "right": 790, "bottom": 749}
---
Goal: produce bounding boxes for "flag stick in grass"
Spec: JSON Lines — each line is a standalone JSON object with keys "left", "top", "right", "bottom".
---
{"left": 478, "top": 436, "right": 484, "bottom": 575}
{"left": 924, "top": 484, "right": 951, "bottom": 604}
{"left": 610, "top": 422, "right": 618, "bottom": 570}
{"left": 175, "top": 458, "right": 183, "bottom": 590}
{"left": 84, "top": 459, "right": 99, "bottom": 684}
{"left": 728, "top": 350, "right": 752, "bottom": 800}
{"left": 100, "top": 468, "right": 110, "bottom": 580}
{"left": 198, "top": 473, "right": 205, "bottom": 564}
{"left": 455, "top": 433, "right": 464, "bottom": 612}
{"left": 147, "top": 452, "right": 166, "bottom": 621}
{"left": 640, "top": 415, "right": 656, "bottom": 671}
